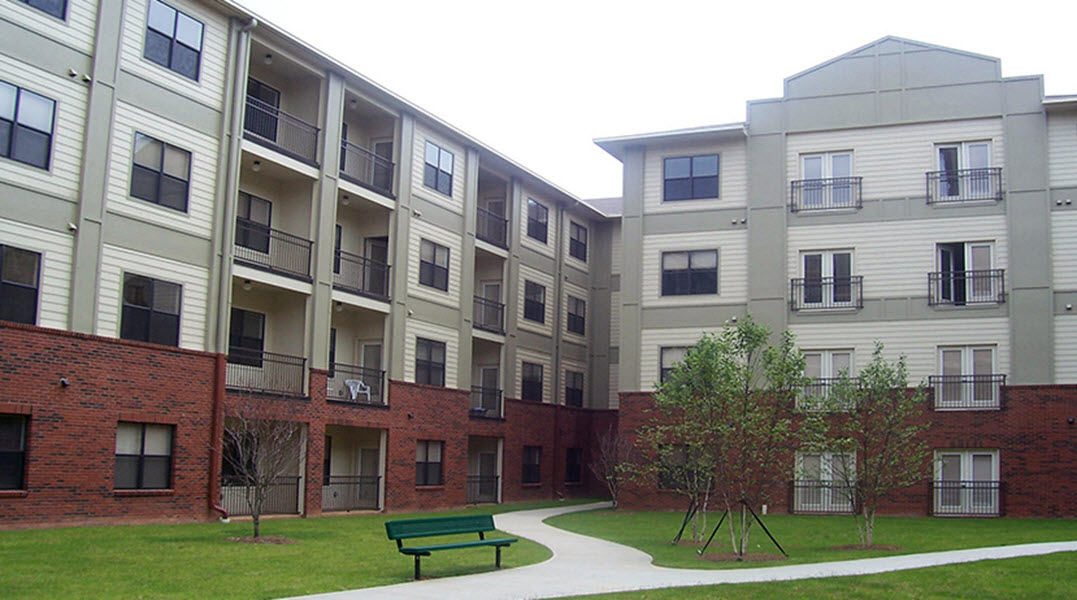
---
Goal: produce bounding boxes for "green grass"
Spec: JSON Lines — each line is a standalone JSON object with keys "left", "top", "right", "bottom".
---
{"left": 545, "top": 509, "right": 1077, "bottom": 569}
{"left": 0, "top": 500, "right": 589, "bottom": 600}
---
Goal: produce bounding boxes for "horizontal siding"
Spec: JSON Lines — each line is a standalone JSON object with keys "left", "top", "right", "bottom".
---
{"left": 561, "top": 281, "right": 588, "bottom": 345}
{"left": 1048, "top": 113, "right": 1077, "bottom": 187}
{"left": 106, "top": 101, "right": 219, "bottom": 237}
{"left": 407, "top": 219, "right": 462, "bottom": 309}
{"left": 516, "top": 348, "right": 552, "bottom": 404}
{"left": 608, "top": 363, "right": 619, "bottom": 409}
{"left": 404, "top": 319, "right": 459, "bottom": 389}
{"left": 410, "top": 126, "right": 466, "bottom": 214}
{"left": 643, "top": 138, "right": 748, "bottom": 213}
{"left": 5, "top": 0, "right": 97, "bottom": 53}
{"left": 517, "top": 264, "right": 555, "bottom": 337}
{"left": 641, "top": 229, "right": 748, "bottom": 307}
{"left": 96, "top": 244, "right": 209, "bottom": 351}
{"left": 518, "top": 191, "right": 556, "bottom": 258}
{"left": 0, "top": 219, "right": 72, "bottom": 330}
{"left": 1052, "top": 213, "right": 1077, "bottom": 289}
{"left": 609, "top": 290, "right": 621, "bottom": 348}
{"left": 560, "top": 358, "right": 587, "bottom": 406}
{"left": 788, "top": 216, "right": 1008, "bottom": 298}
{"left": 1054, "top": 317, "right": 1077, "bottom": 383}
{"left": 639, "top": 327, "right": 723, "bottom": 390}
{"left": 611, "top": 221, "right": 623, "bottom": 274}
{"left": 787, "top": 118, "right": 1005, "bottom": 200}
{"left": 119, "top": 0, "right": 230, "bottom": 109}
{"left": 0, "top": 58, "right": 87, "bottom": 200}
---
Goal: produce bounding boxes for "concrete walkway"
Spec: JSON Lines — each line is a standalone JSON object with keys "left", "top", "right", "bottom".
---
{"left": 287, "top": 502, "right": 1077, "bottom": 600}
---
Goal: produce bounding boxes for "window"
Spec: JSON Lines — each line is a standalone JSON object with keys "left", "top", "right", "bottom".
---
{"left": 522, "top": 446, "right": 541, "bottom": 484}
{"left": 143, "top": 0, "right": 203, "bottom": 80}
{"left": 659, "top": 346, "right": 688, "bottom": 384}
{"left": 935, "top": 346, "right": 1001, "bottom": 409}
{"left": 130, "top": 133, "right": 190, "bottom": 211}
{"left": 121, "top": 274, "right": 181, "bottom": 347}
{"left": 526, "top": 199, "right": 548, "bottom": 243}
{"left": 115, "top": 422, "right": 173, "bottom": 490}
{"left": 16, "top": 0, "right": 66, "bottom": 19}
{"left": 523, "top": 281, "right": 545, "bottom": 323}
{"left": 661, "top": 250, "right": 717, "bottom": 296}
{"left": 933, "top": 242, "right": 1001, "bottom": 305}
{"left": 569, "top": 222, "right": 587, "bottom": 261}
{"left": 800, "top": 152, "right": 853, "bottom": 209}
{"left": 0, "top": 80, "right": 56, "bottom": 170}
{"left": 565, "top": 370, "right": 584, "bottom": 407}
{"left": 521, "top": 362, "right": 543, "bottom": 402}
{"left": 799, "top": 250, "right": 854, "bottom": 308}
{"left": 228, "top": 308, "right": 264, "bottom": 367}
{"left": 566, "top": 295, "right": 586, "bottom": 335}
{"left": 565, "top": 447, "right": 582, "bottom": 484}
{"left": 415, "top": 338, "right": 446, "bottom": 387}
{"left": 0, "top": 415, "right": 27, "bottom": 490}
{"left": 801, "top": 350, "right": 853, "bottom": 408}
{"left": 418, "top": 239, "right": 449, "bottom": 291}
{"left": 934, "top": 450, "right": 999, "bottom": 516}
{"left": 794, "top": 451, "right": 855, "bottom": 513}
{"left": 415, "top": 440, "right": 443, "bottom": 486}
{"left": 0, "top": 245, "right": 40, "bottom": 325}
{"left": 236, "top": 192, "right": 271, "bottom": 253}
{"left": 936, "top": 141, "right": 993, "bottom": 198}
{"left": 663, "top": 154, "right": 719, "bottom": 201}
{"left": 422, "top": 141, "right": 453, "bottom": 196}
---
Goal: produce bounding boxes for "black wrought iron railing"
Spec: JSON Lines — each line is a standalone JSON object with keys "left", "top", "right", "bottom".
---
{"left": 928, "top": 270, "right": 1006, "bottom": 306}
{"left": 322, "top": 475, "right": 380, "bottom": 511}
{"left": 467, "top": 475, "right": 499, "bottom": 504}
{"left": 327, "top": 363, "right": 385, "bottom": 405}
{"left": 473, "top": 296, "right": 505, "bottom": 334}
{"left": 476, "top": 207, "right": 509, "bottom": 249}
{"left": 790, "top": 177, "right": 863, "bottom": 212}
{"left": 790, "top": 276, "right": 864, "bottom": 311}
{"left": 470, "top": 386, "right": 502, "bottom": 417}
{"left": 226, "top": 348, "right": 306, "bottom": 396}
{"left": 926, "top": 168, "right": 1002, "bottom": 204}
{"left": 333, "top": 250, "right": 390, "bottom": 301}
{"left": 931, "top": 480, "right": 1002, "bottom": 516}
{"left": 798, "top": 378, "right": 859, "bottom": 410}
{"left": 340, "top": 140, "right": 394, "bottom": 197}
{"left": 219, "top": 475, "right": 301, "bottom": 516}
{"left": 243, "top": 95, "right": 319, "bottom": 164}
{"left": 929, "top": 374, "right": 1006, "bottom": 410}
{"left": 790, "top": 480, "right": 856, "bottom": 514}
{"left": 234, "top": 218, "right": 313, "bottom": 280}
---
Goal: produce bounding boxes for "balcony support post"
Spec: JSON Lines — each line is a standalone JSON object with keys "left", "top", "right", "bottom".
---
{"left": 457, "top": 147, "right": 481, "bottom": 390}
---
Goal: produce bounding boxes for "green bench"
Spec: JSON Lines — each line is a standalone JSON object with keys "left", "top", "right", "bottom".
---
{"left": 384, "top": 514, "right": 518, "bottom": 580}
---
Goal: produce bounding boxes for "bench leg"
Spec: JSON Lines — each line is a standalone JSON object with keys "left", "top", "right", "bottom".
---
{"left": 414, "top": 555, "right": 421, "bottom": 580}
{"left": 496, "top": 546, "right": 502, "bottom": 569}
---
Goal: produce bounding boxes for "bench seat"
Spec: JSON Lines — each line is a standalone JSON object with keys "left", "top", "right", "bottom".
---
{"left": 385, "top": 514, "right": 518, "bottom": 579}
{"left": 398, "top": 537, "right": 517, "bottom": 555}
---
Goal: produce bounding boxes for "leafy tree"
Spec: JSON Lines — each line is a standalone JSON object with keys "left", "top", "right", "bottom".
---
{"left": 588, "top": 425, "right": 634, "bottom": 508}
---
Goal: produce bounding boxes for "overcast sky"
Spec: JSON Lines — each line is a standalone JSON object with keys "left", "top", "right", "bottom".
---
{"left": 238, "top": 0, "right": 1077, "bottom": 200}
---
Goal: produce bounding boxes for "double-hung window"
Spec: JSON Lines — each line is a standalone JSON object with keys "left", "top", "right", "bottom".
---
{"left": 0, "top": 80, "right": 56, "bottom": 170}
{"left": 228, "top": 308, "right": 265, "bottom": 367}
{"left": 565, "top": 370, "right": 584, "bottom": 407}
{"left": 16, "top": 0, "right": 67, "bottom": 19}
{"left": 418, "top": 239, "right": 449, "bottom": 291}
{"left": 415, "top": 338, "right": 446, "bottom": 387}
{"left": 523, "top": 281, "right": 546, "bottom": 323}
{"left": 936, "top": 141, "right": 994, "bottom": 200}
{"left": 422, "top": 141, "right": 453, "bottom": 196}
{"left": 799, "top": 250, "right": 855, "bottom": 309}
{"left": 144, "top": 0, "right": 204, "bottom": 81}
{"left": 0, "top": 245, "right": 41, "bottom": 325}
{"left": 131, "top": 133, "right": 191, "bottom": 212}
{"left": 121, "top": 274, "right": 181, "bottom": 347}
{"left": 569, "top": 222, "right": 587, "bottom": 261}
{"left": 521, "top": 362, "right": 543, "bottom": 402}
{"left": 0, "top": 415, "right": 27, "bottom": 490}
{"left": 566, "top": 295, "right": 586, "bottom": 335}
{"left": 663, "top": 154, "right": 719, "bottom": 201}
{"left": 659, "top": 346, "right": 688, "bottom": 384}
{"left": 115, "top": 422, "right": 173, "bottom": 490}
{"left": 661, "top": 250, "right": 717, "bottom": 296}
{"left": 800, "top": 152, "right": 853, "bottom": 209}
{"left": 522, "top": 446, "right": 541, "bottom": 484}
{"left": 527, "top": 199, "right": 549, "bottom": 243}
{"left": 415, "top": 440, "right": 443, "bottom": 486}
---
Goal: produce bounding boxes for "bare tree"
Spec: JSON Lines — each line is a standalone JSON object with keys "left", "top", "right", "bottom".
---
{"left": 588, "top": 425, "right": 634, "bottom": 508}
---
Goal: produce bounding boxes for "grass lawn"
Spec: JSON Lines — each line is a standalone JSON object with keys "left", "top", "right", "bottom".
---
{"left": 545, "top": 508, "right": 1077, "bottom": 569}
{"left": 0, "top": 499, "right": 590, "bottom": 600}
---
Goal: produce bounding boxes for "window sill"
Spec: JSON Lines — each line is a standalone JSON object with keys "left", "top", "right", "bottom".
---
{"left": 0, "top": 490, "right": 29, "bottom": 498}
{"left": 113, "top": 489, "right": 175, "bottom": 497}
{"left": 415, "top": 485, "right": 445, "bottom": 491}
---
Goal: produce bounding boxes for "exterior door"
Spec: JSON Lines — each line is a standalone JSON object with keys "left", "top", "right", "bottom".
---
{"left": 479, "top": 452, "right": 498, "bottom": 497}
{"left": 364, "top": 236, "right": 389, "bottom": 297}
{"left": 372, "top": 139, "right": 393, "bottom": 192}
{"left": 361, "top": 343, "right": 383, "bottom": 401}
{"left": 935, "top": 451, "right": 998, "bottom": 514}
{"left": 477, "top": 366, "right": 499, "bottom": 411}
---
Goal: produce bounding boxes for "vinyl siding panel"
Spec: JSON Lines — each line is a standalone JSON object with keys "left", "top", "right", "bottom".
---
{"left": 1048, "top": 112, "right": 1077, "bottom": 187}
{"left": 641, "top": 229, "right": 748, "bottom": 307}
{"left": 560, "top": 358, "right": 587, "bottom": 406}
{"left": 561, "top": 281, "right": 588, "bottom": 345}
{"left": 610, "top": 290, "right": 621, "bottom": 348}
{"left": 517, "top": 264, "right": 555, "bottom": 337}
{"left": 407, "top": 218, "right": 462, "bottom": 309}
{"left": 519, "top": 192, "right": 556, "bottom": 258}
{"left": 611, "top": 221, "right": 623, "bottom": 274}
{"left": 516, "top": 348, "right": 552, "bottom": 404}
{"left": 5, "top": 0, "right": 97, "bottom": 54}
{"left": 0, "top": 219, "right": 72, "bottom": 330}
{"left": 786, "top": 118, "right": 1005, "bottom": 200}
{"left": 608, "top": 363, "right": 620, "bottom": 409}
{"left": 643, "top": 138, "right": 748, "bottom": 213}
{"left": 639, "top": 327, "right": 723, "bottom": 390}
{"left": 96, "top": 244, "right": 209, "bottom": 350}
{"left": 404, "top": 319, "right": 459, "bottom": 389}
{"left": 1052, "top": 212, "right": 1077, "bottom": 289}
{"left": 1054, "top": 317, "right": 1077, "bottom": 383}
{"left": 410, "top": 126, "right": 466, "bottom": 214}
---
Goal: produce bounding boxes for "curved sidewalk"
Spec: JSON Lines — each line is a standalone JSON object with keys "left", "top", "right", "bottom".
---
{"left": 288, "top": 502, "right": 1077, "bottom": 600}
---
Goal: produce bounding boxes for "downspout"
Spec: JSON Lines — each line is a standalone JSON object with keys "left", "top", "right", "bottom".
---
{"left": 210, "top": 354, "right": 229, "bottom": 522}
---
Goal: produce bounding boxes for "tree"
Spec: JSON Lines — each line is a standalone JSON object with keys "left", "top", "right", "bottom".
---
{"left": 802, "top": 342, "right": 931, "bottom": 547}
{"left": 588, "top": 425, "right": 634, "bottom": 508}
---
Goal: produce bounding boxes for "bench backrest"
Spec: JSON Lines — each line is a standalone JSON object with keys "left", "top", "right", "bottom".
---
{"left": 385, "top": 515, "right": 496, "bottom": 540}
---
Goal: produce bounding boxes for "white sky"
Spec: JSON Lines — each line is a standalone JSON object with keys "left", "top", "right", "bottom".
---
{"left": 237, "top": 0, "right": 1077, "bottom": 200}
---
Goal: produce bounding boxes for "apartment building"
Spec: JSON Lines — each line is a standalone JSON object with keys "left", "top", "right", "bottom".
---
{"left": 0, "top": 0, "right": 617, "bottom": 528}
{"left": 602, "top": 37, "right": 1077, "bottom": 517}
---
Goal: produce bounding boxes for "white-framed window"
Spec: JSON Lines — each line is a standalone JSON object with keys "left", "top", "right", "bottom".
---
{"left": 422, "top": 141, "right": 453, "bottom": 196}
{"left": 794, "top": 451, "right": 855, "bottom": 513}
{"left": 143, "top": 0, "right": 204, "bottom": 81}
{"left": 935, "top": 141, "right": 993, "bottom": 199}
{"left": 418, "top": 239, "right": 449, "bottom": 292}
{"left": 797, "top": 250, "right": 856, "bottom": 309}
{"left": 801, "top": 350, "right": 853, "bottom": 408}
{"left": 934, "top": 345, "right": 1001, "bottom": 409}
{"left": 933, "top": 449, "right": 999, "bottom": 516}
{"left": 661, "top": 250, "right": 718, "bottom": 296}
{"left": 933, "top": 241, "right": 1000, "bottom": 305}
{"left": 659, "top": 346, "right": 688, "bottom": 384}
{"left": 800, "top": 151, "right": 853, "bottom": 209}
{"left": 15, "top": 0, "right": 67, "bottom": 19}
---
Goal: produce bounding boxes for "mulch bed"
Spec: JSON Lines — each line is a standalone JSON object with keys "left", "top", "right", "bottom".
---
{"left": 225, "top": 536, "right": 298, "bottom": 545}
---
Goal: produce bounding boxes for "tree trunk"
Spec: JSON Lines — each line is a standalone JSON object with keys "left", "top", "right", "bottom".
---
{"left": 252, "top": 513, "right": 261, "bottom": 538}
{"left": 863, "top": 507, "right": 875, "bottom": 547}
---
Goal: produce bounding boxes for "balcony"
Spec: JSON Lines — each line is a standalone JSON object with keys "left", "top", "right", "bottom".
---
{"left": 244, "top": 95, "right": 320, "bottom": 165}
{"left": 476, "top": 207, "right": 509, "bottom": 249}
{"left": 931, "top": 480, "right": 1002, "bottom": 516}
{"left": 220, "top": 475, "right": 301, "bottom": 516}
{"left": 928, "top": 270, "right": 1006, "bottom": 306}
{"left": 790, "top": 480, "right": 856, "bottom": 514}
{"left": 466, "top": 475, "right": 499, "bottom": 504}
{"left": 327, "top": 363, "right": 386, "bottom": 405}
{"left": 340, "top": 140, "right": 394, "bottom": 197}
{"left": 234, "top": 219, "right": 313, "bottom": 281}
{"left": 929, "top": 374, "right": 1006, "bottom": 410}
{"left": 333, "top": 251, "right": 390, "bottom": 301}
{"left": 790, "top": 276, "right": 863, "bottom": 311}
{"left": 790, "top": 177, "right": 863, "bottom": 212}
{"left": 473, "top": 296, "right": 505, "bottom": 335}
{"left": 322, "top": 475, "right": 380, "bottom": 511}
{"left": 798, "top": 378, "right": 858, "bottom": 410}
{"left": 226, "top": 348, "right": 306, "bottom": 397}
{"left": 926, "top": 168, "right": 1002, "bottom": 204}
{"left": 470, "top": 386, "right": 502, "bottom": 418}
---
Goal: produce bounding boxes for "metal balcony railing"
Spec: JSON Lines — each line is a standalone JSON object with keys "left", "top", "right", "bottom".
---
{"left": 790, "top": 177, "right": 863, "bottom": 212}
{"left": 470, "top": 386, "right": 502, "bottom": 417}
{"left": 243, "top": 95, "right": 319, "bottom": 164}
{"left": 797, "top": 378, "right": 859, "bottom": 411}
{"left": 476, "top": 207, "right": 509, "bottom": 249}
{"left": 926, "top": 168, "right": 1002, "bottom": 204}
{"left": 234, "top": 218, "right": 313, "bottom": 280}
{"left": 473, "top": 296, "right": 505, "bottom": 334}
{"left": 226, "top": 348, "right": 306, "bottom": 396}
{"left": 340, "top": 140, "right": 394, "bottom": 197}
{"left": 467, "top": 475, "right": 499, "bottom": 504}
{"left": 790, "top": 480, "right": 856, "bottom": 514}
{"left": 333, "top": 250, "right": 390, "bottom": 301}
{"left": 322, "top": 475, "right": 380, "bottom": 511}
{"left": 219, "top": 475, "right": 301, "bottom": 516}
{"left": 928, "top": 270, "right": 1006, "bottom": 306}
{"left": 790, "top": 276, "right": 864, "bottom": 311}
{"left": 929, "top": 374, "right": 1006, "bottom": 410}
{"left": 327, "top": 363, "right": 386, "bottom": 405}
{"left": 931, "top": 480, "right": 1002, "bottom": 516}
